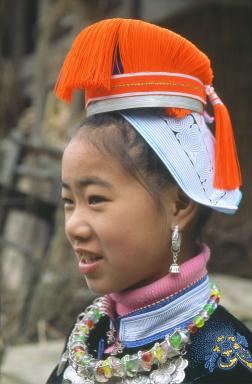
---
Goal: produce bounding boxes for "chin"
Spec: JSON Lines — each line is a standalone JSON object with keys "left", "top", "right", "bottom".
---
{"left": 86, "top": 280, "right": 117, "bottom": 295}
{"left": 86, "top": 278, "right": 135, "bottom": 295}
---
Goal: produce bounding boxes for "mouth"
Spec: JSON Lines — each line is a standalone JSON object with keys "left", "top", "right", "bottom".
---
{"left": 79, "top": 252, "right": 103, "bottom": 264}
{"left": 74, "top": 250, "right": 103, "bottom": 275}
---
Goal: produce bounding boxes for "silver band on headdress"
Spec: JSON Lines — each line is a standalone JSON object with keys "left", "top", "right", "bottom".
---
{"left": 86, "top": 94, "right": 203, "bottom": 117}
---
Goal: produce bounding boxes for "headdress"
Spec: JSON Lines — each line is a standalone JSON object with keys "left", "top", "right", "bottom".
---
{"left": 55, "top": 18, "right": 242, "bottom": 213}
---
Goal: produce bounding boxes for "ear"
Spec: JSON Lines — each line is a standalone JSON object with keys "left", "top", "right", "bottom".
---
{"left": 171, "top": 187, "right": 199, "bottom": 231}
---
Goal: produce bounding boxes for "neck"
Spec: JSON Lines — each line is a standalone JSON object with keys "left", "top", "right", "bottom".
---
{"left": 108, "top": 243, "right": 210, "bottom": 317}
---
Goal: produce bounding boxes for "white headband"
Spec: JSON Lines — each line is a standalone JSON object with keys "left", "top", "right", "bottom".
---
{"left": 121, "top": 110, "right": 242, "bottom": 214}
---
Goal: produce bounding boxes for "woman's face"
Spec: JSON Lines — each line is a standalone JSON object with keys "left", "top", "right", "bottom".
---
{"left": 61, "top": 134, "right": 176, "bottom": 294}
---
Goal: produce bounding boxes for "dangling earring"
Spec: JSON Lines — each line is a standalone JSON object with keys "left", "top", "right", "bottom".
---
{"left": 169, "top": 225, "right": 182, "bottom": 274}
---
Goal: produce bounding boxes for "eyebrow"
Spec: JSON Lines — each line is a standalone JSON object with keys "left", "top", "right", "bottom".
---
{"left": 61, "top": 176, "right": 114, "bottom": 190}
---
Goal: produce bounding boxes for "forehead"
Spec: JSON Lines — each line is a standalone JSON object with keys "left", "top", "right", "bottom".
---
{"left": 62, "top": 136, "right": 133, "bottom": 186}
{"left": 63, "top": 136, "right": 96, "bottom": 164}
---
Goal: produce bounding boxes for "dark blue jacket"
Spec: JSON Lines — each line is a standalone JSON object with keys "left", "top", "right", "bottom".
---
{"left": 47, "top": 306, "right": 252, "bottom": 384}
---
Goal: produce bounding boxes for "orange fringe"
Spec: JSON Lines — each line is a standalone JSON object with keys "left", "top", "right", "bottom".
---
{"left": 165, "top": 108, "right": 191, "bottom": 119}
{"left": 55, "top": 19, "right": 122, "bottom": 101}
{"left": 118, "top": 20, "right": 212, "bottom": 84}
{"left": 54, "top": 18, "right": 213, "bottom": 102}
{"left": 213, "top": 103, "right": 242, "bottom": 190}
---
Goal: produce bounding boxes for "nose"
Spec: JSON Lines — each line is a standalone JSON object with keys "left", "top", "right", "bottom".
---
{"left": 65, "top": 209, "right": 93, "bottom": 244}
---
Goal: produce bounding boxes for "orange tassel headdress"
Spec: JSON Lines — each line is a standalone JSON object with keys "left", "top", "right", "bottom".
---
{"left": 55, "top": 18, "right": 241, "bottom": 191}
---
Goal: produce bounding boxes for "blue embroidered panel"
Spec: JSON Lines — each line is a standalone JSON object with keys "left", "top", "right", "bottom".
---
{"left": 205, "top": 332, "right": 252, "bottom": 373}
{"left": 187, "top": 309, "right": 252, "bottom": 375}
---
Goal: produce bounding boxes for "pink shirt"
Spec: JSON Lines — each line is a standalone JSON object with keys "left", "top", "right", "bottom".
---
{"left": 104, "top": 243, "right": 210, "bottom": 353}
{"left": 108, "top": 243, "right": 210, "bottom": 317}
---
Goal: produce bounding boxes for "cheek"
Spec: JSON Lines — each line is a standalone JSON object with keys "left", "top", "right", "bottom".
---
{"left": 99, "top": 209, "right": 167, "bottom": 261}
{"left": 64, "top": 211, "right": 74, "bottom": 240}
{"left": 64, "top": 214, "right": 70, "bottom": 238}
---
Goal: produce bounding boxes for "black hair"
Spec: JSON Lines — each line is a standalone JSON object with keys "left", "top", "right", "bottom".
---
{"left": 76, "top": 112, "right": 212, "bottom": 238}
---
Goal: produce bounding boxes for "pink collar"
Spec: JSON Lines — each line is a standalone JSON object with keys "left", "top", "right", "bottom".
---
{"left": 108, "top": 243, "right": 210, "bottom": 317}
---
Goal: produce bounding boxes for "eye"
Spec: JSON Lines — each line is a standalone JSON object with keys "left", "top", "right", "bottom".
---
{"left": 62, "top": 197, "right": 74, "bottom": 207}
{"left": 88, "top": 195, "right": 107, "bottom": 205}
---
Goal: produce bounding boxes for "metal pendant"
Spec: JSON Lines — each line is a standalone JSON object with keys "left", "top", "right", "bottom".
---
{"left": 169, "top": 263, "right": 180, "bottom": 274}
{"left": 63, "top": 352, "right": 188, "bottom": 384}
{"left": 63, "top": 366, "right": 95, "bottom": 384}
{"left": 107, "top": 329, "right": 116, "bottom": 345}
{"left": 121, "top": 356, "right": 188, "bottom": 384}
{"left": 111, "top": 341, "right": 124, "bottom": 355}
{"left": 150, "top": 356, "right": 188, "bottom": 384}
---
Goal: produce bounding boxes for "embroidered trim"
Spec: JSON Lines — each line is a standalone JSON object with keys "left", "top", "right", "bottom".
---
{"left": 118, "top": 276, "right": 210, "bottom": 347}
{"left": 112, "top": 81, "right": 201, "bottom": 91}
{"left": 117, "top": 275, "right": 208, "bottom": 318}
{"left": 111, "top": 71, "right": 204, "bottom": 85}
{"left": 205, "top": 333, "right": 252, "bottom": 373}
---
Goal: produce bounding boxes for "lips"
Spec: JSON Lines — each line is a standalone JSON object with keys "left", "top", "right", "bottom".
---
{"left": 74, "top": 249, "right": 103, "bottom": 275}
{"left": 80, "top": 254, "right": 102, "bottom": 264}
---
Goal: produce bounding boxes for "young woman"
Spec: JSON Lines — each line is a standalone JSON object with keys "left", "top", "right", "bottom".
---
{"left": 47, "top": 19, "right": 252, "bottom": 384}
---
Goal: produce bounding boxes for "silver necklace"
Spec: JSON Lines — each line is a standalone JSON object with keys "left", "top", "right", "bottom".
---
{"left": 60, "top": 283, "right": 221, "bottom": 383}
{"left": 63, "top": 356, "right": 188, "bottom": 384}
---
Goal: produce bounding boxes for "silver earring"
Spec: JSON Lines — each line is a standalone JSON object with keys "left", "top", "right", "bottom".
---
{"left": 169, "top": 225, "right": 182, "bottom": 274}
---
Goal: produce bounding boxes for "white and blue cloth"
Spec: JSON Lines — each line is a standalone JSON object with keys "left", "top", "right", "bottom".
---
{"left": 121, "top": 110, "right": 242, "bottom": 214}
{"left": 116, "top": 275, "right": 210, "bottom": 348}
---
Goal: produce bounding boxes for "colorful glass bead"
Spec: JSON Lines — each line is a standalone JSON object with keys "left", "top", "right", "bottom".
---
{"left": 85, "top": 319, "right": 95, "bottom": 329}
{"left": 204, "top": 303, "right": 215, "bottom": 315}
{"left": 199, "top": 310, "right": 210, "bottom": 321}
{"left": 193, "top": 315, "right": 205, "bottom": 328}
{"left": 74, "top": 351, "right": 86, "bottom": 363}
{"left": 80, "top": 325, "right": 90, "bottom": 335}
{"left": 102, "top": 360, "right": 112, "bottom": 378}
{"left": 109, "top": 357, "right": 125, "bottom": 377}
{"left": 154, "top": 344, "right": 166, "bottom": 363}
{"left": 141, "top": 351, "right": 153, "bottom": 363}
{"left": 81, "top": 356, "right": 91, "bottom": 367}
{"left": 210, "top": 294, "right": 220, "bottom": 303}
{"left": 95, "top": 364, "right": 108, "bottom": 382}
{"left": 161, "top": 340, "right": 170, "bottom": 353}
{"left": 89, "top": 308, "right": 102, "bottom": 323}
{"left": 187, "top": 323, "right": 198, "bottom": 334}
{"left": 74, "top": 345, "right": 85, "bottom": 353}
{"left": 74, "top": 334, "right": 87, "bottom": 343}
{"left": 141, "top": 351, "right": 153, "bottom": 371}
{"left": 169, "top": 331, "right": 182, "bottom": 349}
{"left": 162, "top": 339, "right": 178, "bottom": 358}
{"left": 179, "top": 330, "right": 190, "bottom": 344}
{"left": 210, "top": 289, "right": 221, "bottom": 298}
{"left": 122, "top": 355, "right": 139, "bottom": 377}
{"left": 77, "top": 325, "right": 89, "bottom": 334}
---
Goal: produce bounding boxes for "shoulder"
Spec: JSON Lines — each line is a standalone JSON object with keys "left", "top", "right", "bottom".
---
{"left": 185, "top": 305, "right": 252, "bottom": 383}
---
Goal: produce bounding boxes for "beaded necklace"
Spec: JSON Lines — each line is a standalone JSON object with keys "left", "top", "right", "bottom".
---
{"left": 59, "top": 283, "right": 221, "bottom": 383}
